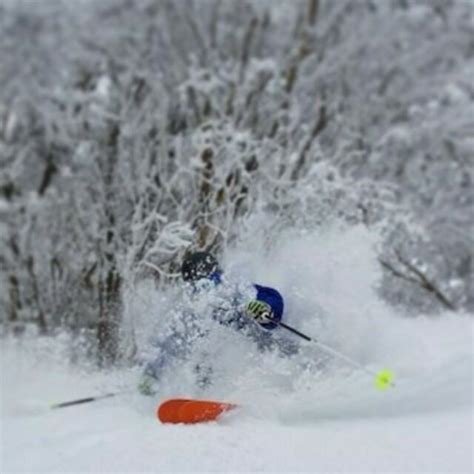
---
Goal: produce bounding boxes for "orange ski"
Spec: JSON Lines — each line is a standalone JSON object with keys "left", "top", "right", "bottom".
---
{"left": 157, "top": 399, "right": 237, "bottom": 424}
{"left": 178, "top": 400, "right": 237, "bottom": 423}
{"left": 157, "top": 398, "right": 191, "bottom": 423}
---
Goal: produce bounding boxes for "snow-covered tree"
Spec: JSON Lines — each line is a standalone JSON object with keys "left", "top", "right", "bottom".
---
{"left": 1, "top": 0, "right": 472, "bottom": 362}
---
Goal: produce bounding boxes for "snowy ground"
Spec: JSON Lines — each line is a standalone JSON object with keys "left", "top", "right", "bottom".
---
{"left": 0, "top": 330, "right": 472, "bottom": 473}
{"left": 1, "top": 229, "right": 473, "bottom": 473}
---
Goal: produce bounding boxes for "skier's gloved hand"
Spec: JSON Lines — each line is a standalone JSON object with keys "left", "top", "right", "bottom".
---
{"left": 138, "top": 374, "right": 157, "bottom": 396}
{"left": 245, "top": 300, "right": 274, "bottom": 324}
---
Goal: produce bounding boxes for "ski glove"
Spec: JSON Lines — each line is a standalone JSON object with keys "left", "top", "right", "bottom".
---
{"left": 245, "top": 300, "right": 274, "bottom": 323}
{"left": 138, "top": 374, "right": 157, "bottom": 396}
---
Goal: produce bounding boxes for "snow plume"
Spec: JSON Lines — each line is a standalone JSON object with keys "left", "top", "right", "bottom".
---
{"left": 127, "top": 225, "right": 472, "bottom": 422}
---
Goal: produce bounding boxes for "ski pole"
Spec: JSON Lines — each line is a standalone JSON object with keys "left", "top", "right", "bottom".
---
{"left": 50, "top": 392, "right": 123, "bottom": 409}
{"left": 275, "top": 320, "right": 395, "bottom": 390}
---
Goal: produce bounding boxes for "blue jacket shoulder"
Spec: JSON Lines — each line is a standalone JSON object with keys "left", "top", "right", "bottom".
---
{"left": 253, "top": 284, "right": 284, "bottom": 330}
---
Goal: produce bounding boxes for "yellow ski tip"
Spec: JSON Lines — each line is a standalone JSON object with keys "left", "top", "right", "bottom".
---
{"left": 375, "top": 369, "right": 395, "bottom": 390}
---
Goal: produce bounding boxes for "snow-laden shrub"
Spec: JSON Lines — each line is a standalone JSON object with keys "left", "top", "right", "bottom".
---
{"left": 0, "top": 0, "right": 472, "bottom": 362}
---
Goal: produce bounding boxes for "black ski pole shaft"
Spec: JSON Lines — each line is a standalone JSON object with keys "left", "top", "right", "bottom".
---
{"left": 277, "top": 321, "right": 312, "bottom": 342}
{"left": 273, "top": 319, "right": 385, "bottom": 379}
{"left": 50, "top": 392, "right": 119, "bottom": 409}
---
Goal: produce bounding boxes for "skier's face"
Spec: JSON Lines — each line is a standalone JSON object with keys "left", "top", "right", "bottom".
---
{"left": 188, "top": 271, "right": 222, "bottom": 294}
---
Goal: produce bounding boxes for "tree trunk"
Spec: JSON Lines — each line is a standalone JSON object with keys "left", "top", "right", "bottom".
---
{"left": 97, "top": 267, "right": 122, "bottom": 366}
{"left": 8, "top": 274, "right": 21, "bottom": 323}
{"left": 26, "top": 256, "right": 47, "bottom": 333}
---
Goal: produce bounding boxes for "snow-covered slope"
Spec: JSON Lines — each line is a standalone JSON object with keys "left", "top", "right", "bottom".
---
{"left": 1, "top": 229, "right": 473, "bottom": 472}
{"left": 1, "top": 333, "right": 472, "bottom": 473}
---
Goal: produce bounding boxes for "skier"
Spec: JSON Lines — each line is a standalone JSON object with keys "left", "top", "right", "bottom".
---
{"left": 138, "top": 251, "right": 296, "bottom": 395}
